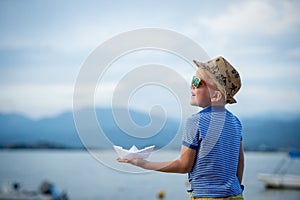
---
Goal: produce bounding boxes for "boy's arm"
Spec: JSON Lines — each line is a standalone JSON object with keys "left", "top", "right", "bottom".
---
{"left": 117, "top": 145, "right": 196, "bottom": 173}
{"left": 237, "top": 141, "right": 244, "bottom": 184}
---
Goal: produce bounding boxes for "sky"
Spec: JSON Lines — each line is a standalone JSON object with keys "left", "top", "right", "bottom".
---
{"left": 0, "top": 0, "right": 300, "bottom": 119}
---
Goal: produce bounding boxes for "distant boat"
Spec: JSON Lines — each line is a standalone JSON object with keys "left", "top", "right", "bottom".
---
{"left": 257, "top": 151, "right": 300, "bottom": 189}
{"left": 0, "top": 181, "right": 69, "bottom": 200}
{"left": 257, "top": 173, "right": 300, "bottom": 189}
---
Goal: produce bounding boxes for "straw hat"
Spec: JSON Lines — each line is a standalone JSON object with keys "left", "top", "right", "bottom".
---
{"left": 193, "top": 56, "right": 241, "bottom": 104}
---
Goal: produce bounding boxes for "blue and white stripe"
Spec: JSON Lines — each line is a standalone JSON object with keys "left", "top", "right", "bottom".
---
{"left": 182, "top": 106, "right": 243, "bottom": 198}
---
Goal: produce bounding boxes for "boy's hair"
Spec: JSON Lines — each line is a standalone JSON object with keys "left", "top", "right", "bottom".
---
{"left": 193, "top": 56, "right": 241, "bottom": 104}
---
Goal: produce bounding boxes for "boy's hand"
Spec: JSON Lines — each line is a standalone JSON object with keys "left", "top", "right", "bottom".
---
{"left": 117, "top": 157, "right": 147, "bottom": 167}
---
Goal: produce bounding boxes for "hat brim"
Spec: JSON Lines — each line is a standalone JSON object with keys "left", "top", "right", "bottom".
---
{"left": 193, "top": 59, "right": 224, "bottom": 93}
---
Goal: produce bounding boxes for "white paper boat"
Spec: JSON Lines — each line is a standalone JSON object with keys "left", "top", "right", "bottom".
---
{"left": 113, "top": 145, "right": 155, "bottom": 159}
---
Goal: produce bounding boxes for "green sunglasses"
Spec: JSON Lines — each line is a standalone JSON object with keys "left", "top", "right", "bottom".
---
{"left": 191, "top": 76, "right": 206, "bottom": 88}
{"left": 191, "top": 76, "right": 219, "bottom": 90}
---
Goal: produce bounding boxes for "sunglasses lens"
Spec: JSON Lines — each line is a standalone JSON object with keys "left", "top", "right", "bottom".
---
{"left": 192, "top": 76, "right": 201, "bottom": 88}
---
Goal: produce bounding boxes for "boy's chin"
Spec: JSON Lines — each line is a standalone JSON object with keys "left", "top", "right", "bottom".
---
{"left": 190, "top": 100, "right": 198, "bottom": 107}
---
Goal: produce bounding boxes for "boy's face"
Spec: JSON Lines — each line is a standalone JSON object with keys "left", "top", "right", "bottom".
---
{"left": 190, "top": 71, "right": 211, "bottom": 108}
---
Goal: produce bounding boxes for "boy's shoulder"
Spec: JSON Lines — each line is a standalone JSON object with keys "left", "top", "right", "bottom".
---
{"left": 187, "top": 112, "right": 200, "bottom": 121}
{"left": 225, "top": 109, "right": 242, "bottom": 126}
{"left": 185, "top": 112, "right": 202, "bottom": 127}
{"left": 186, "top": 109, "right": 210, "bottom": 125}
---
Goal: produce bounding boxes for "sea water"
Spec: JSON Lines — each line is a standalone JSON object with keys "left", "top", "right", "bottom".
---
{"left": 0, "top": 150, "right": 299, "bottom": 200}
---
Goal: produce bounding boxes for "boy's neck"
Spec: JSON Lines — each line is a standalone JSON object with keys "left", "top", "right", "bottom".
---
{"left": 203, "top": 102, "right": 226, "bottom": 109}
{"left": 203, "top": 105, "right": 226, "bottom": 112}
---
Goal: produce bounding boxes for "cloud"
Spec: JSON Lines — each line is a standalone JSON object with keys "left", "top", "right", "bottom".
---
{"left": 0, "top": 23, "right": 117, "bottom": 54}
{"left": 239, "top": 62, "right": 300, "bottom": 80}
{"left": 1, "top": 0, "right": 299, "bottom": 120}
{"left": 0, "top": 1, "right": 187, "bottom": 54}
{"left": 234, "top": 85, "right": 300, "bottom": 117}
{"left": 287, "top": 48, "right": 300, "bottom": 58}
{"left": 198, "top": 0, "right": 300, "bottom": 37}
{"left": 0, "top": 84, "right": 74, "bottom": 119}
{"left": 0, "top": 1, "right": 134, "bottom": 54}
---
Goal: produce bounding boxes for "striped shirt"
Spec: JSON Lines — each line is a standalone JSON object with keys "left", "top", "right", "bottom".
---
{"left": 182, "top": 106, "right": 243, "bottom": 198}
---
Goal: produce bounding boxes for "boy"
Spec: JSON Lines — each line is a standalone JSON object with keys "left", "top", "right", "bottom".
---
{"left": 117, "top": 56, "right": 244, "bottom": 200}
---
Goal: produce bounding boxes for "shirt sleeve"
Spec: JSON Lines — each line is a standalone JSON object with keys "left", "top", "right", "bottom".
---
{"left": 182, "top": 114, "right": 200, "bottom": 150}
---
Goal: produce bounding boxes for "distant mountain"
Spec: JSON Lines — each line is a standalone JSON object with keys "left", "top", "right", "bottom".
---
{"left": 0, "top": 108, "right": 181, "bottom": 150}
{"left": 0, "top": 108, "right": 299, "bottom": 151}
{"left": 0, "top": 112, "right": 81, "bottom": 148}
{"left": 241, "top": 117, "right": 300, "bottom": 151}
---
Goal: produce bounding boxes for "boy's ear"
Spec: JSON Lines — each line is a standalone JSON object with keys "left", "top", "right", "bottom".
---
{"left": 210, "top": 90, "right": 223, "bottom": 103}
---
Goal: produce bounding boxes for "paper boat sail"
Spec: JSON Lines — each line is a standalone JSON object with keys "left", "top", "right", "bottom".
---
{"left": 113, "top": 145, "right": 155, "bottom": 159}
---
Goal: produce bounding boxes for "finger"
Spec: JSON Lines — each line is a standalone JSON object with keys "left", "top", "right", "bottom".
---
{"left": 117, "top": 158, "right": 129, "bottom": 163}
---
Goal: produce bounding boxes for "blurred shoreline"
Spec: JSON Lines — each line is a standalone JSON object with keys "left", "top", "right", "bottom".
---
{"left": 0, "top": 143, "right": 298, "bottom": 153}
